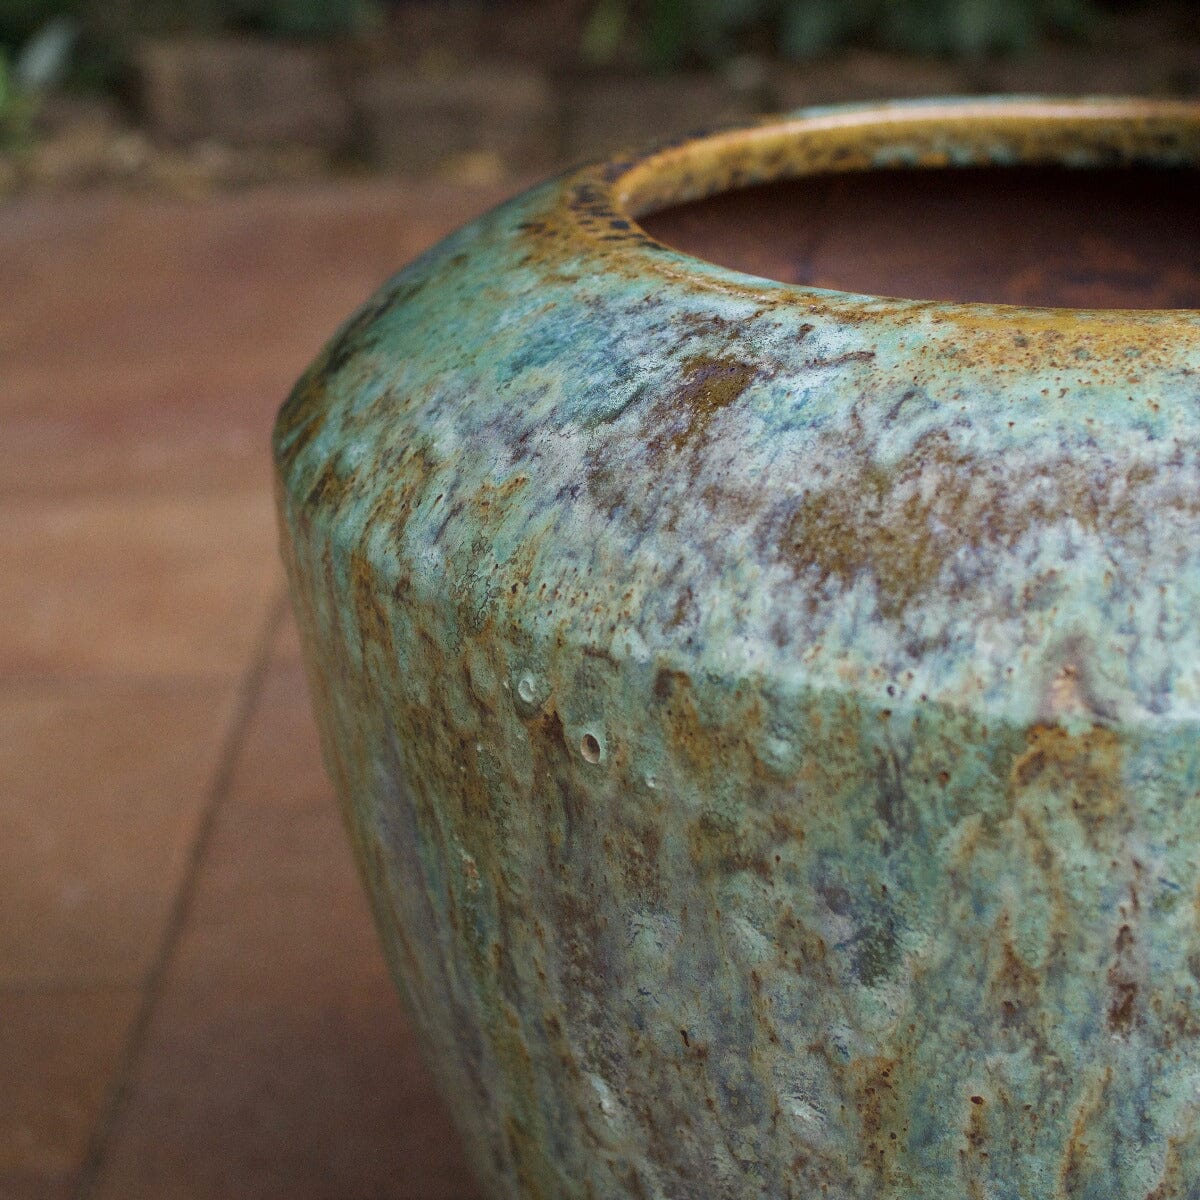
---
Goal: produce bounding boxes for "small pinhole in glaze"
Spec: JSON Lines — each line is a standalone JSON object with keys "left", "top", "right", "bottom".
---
{"left": 581, "top": 732, "right": 603, "bottom": 764}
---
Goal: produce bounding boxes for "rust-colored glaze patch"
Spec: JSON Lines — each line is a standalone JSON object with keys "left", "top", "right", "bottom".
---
{"left": 990, "top": 920, "right": 1042, "bottom": 1034}
{"left": 781, "top": 426, "right": 1192, "bottom": 622}
{"left": 1056, "top": 1067, "right": 1115, "bottom": 1199}
{"left": 645, "top": 354, "right": 760, "bottom": 461}
{"left": 1012, "top": 724, "right": 1125, "bottom": 839}
{"left": 851, "top": 1056, "right": 909, "bottom": 1189}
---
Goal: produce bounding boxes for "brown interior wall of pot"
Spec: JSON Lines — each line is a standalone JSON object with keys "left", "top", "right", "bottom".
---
{"left": 640, "top": 165, "right": 1200, "bottom": 307}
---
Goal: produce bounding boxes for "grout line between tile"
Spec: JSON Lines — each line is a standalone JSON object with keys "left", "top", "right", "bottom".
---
{"left": 71, "top": 587, "right": 290, "bottom": 1200}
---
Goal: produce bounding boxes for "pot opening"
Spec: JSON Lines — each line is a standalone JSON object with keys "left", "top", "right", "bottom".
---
{"left": 640, "top": 165, "right": 1200, "bottom": 308}
{"left": 607, "top": 101, "right": 1200, "bottom": 309}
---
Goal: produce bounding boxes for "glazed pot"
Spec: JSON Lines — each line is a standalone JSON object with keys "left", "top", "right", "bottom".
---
{"left": 274, "top": 97, "right": 1200, "bottom": 1199}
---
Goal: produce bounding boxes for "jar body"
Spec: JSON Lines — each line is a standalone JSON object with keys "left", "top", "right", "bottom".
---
{"left": 275, "top": 98, "right": 1200, "bottom": 1198}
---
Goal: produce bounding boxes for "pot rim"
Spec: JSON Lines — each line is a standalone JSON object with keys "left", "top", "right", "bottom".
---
{"left": 564, "top": 95, "right": 1200, "bottom": 327}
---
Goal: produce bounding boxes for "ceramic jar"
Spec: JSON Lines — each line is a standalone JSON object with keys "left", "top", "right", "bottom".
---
{"left": 275, "top": 97, "right": 1200, "bottom": 1199}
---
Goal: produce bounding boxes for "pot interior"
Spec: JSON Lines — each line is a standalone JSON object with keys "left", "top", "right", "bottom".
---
{"left": 640, "top": 164, "right": 1200, "bottom": 308}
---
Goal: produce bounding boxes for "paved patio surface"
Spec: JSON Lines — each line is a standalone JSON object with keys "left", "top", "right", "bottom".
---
{"left": 1, "top": 180, "right": 514, "bottom": 1200}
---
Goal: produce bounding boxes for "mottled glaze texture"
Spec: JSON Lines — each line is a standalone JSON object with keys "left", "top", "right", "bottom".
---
{"left": 275, "top": 98, "right": 1200, "bottom": 1199}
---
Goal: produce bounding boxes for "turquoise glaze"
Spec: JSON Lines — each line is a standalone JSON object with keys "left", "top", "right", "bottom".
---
{"left": 275, "top": 98, "right": 1200, "bottom": 1198}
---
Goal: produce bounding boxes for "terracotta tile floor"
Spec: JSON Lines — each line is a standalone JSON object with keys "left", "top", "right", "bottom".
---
{"left": 1, "top": 180, "right": 511, "bottom": 1200}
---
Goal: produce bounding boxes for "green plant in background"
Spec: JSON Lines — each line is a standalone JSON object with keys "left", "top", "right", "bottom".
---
{"left": 782, "top": 0, "right": 1093, "bottom": 58}
{"left": 0, "top": 48, "right": 36, "bottom": 151}
{"left": 0, "top": 0, "right": 74, "bottom": 49}
{"left": 0, "top": 14, "right": 84, "bottom": 155}
{"left": 1, "top": 0, "right": 373, "bottom": 54}
{"left": 589, "top": 0, "right": 1096, "bottom": 68}
{"left": 0, "top": 0, "right": 375, "bottom": 102}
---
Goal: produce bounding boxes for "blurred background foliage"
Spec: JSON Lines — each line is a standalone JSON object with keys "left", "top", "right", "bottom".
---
{"left": 1, "top": 0, "right": 1104, "bottom": 64}
{"left": 0, "top": 47, "right": 34, "bottom": 146}
{"left": 0, "top": 0, "right": 375, "bottom": 45}
{"left": 646, "top": 0, "right": 1089, "bottom": 67}
{"left": 0, "top": 0, "right": 372, "bottom": 95}
{"left": 585, "top": 0, "right": 1095, "bottom": 68}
